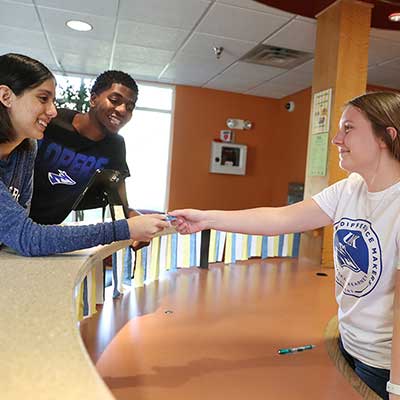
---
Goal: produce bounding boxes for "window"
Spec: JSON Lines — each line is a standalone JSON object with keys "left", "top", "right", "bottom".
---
{"left": 120, "top": 84, "right": 174, "bottom": 212}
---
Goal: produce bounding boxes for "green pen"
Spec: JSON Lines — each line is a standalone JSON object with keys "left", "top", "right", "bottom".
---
{"left": 278, "top": 344, "right": 316, "bottom": 355}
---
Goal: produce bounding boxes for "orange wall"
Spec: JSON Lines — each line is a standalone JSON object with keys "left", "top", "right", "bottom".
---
{"left": 168, "top": 86, "right": 311, "bottom": 210}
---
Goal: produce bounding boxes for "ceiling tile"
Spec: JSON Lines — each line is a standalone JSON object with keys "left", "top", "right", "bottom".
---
{"left": 0, "top": 44, "right": 55, "bottom": 68}
{"left": 51, "top": 34, "right": 112, "bottom": 59}
{"left": 0, "top": 24, "right": 48, "bottom": 50}
{"left": 161, "top": 59, "right": 229, "bottom": 86}
{"left": 380, "top": 56, "right": 400, "bottom": 71}
{"left": 0, "top": 1, "right": 41, "bottom": 30}
{"left": 111, "top": 60, "right": 165, "bottom": 81}
{"left": 117, "top": 21, "right": 188, "bottom": 51}
{"left": 38, "top": 7, "right": 115, "bottom": 41}
{"left": 2, "top": 0, "right": 32, "bottom": 3}
{"left": 114, "top": 43, "right": 174, "bottom": 66}
{"left": 179, "top": 32, "right": 256, "bottom": 59}
{"left": 245, "top": 81, "right": 293, "bottom": 98}
{"left": 265, "top": 17, "right": 316, "bottom": 53}
{"left": 119, "top": 0, "right": 211, "bottom": 29}
{"left": 205, "top": 61, "right": 285, "bottom": 91}
{"left": 58, "top": 53, "right": 109, "bottom": 75}
{"left": 268, "top": 69, "right": 312, "bottom": 87}
{"left": 368, "top": 37, "right": 400, "bottom": 66}
{"left": 291, "top": 59, "right": 314, "bottom": 74}
{"left": 35, "top": 0, "right": 118, "bottom": 17}
{"left": 216, "top": 0, "right": 294, "bottom": 17}
{"left": 368, "top": 65, "right": 400, "bottom": 89}
{"left": 197, "top": 2, "right": 291, "bottom": 43}
{"left": 370, "top": 27, "right": 400, "bottom": 43}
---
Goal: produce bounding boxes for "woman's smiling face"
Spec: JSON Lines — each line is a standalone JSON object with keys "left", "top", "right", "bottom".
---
{"left": 8, "top": 77, "right": 57, "bottom": 141}
{"left": 332, "top": 105, "right": 383, "bottom": 175}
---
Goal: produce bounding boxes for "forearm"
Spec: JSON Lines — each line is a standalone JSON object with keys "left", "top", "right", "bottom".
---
{"left": 3, "top": 216, "right": 130, "bottom": 257}
{"left": 201, "top": 199, "right": 331, "bottom": 236}
{"left": 0, "top": 186, "right": 130, "bottom": 256}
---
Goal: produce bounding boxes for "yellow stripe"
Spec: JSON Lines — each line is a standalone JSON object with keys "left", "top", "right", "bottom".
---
{"left": 273, "top": 236, "right": 279, "bottom": 256}
{"left": 133, "top": 249, "right": 145, "bottom": 288}
{"left": 166, "top": 234, "right": 172, "bottom": 271}
{"left": 255, "top": 235, "right": 262, "bottom": 256}
{"left": 149, "top": 238, "right": 160, "bottom": 281}
{"left": 209, "top": 229, "right": 216, "bottom": 262}
{"left": 225, "top": 232, "right": 232, "bottom": 263}
{"left": 287, "top": 233, "right": 294, "bottom": 256}
{"left": 76, "top": 281, "right": 84, "bottom": 321}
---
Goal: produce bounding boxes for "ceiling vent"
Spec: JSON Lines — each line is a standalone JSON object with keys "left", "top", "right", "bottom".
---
{"left": 241, "top": 44, "right": 313, "bottom": 69}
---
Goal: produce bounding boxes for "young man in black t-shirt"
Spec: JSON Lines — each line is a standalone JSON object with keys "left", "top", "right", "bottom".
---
{"left": 30, "top": 71, "right": 138, "bottom": 224}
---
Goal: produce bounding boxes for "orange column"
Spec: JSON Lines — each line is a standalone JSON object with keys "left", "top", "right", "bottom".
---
{"left": 299, "top": 0, "right": 372, "bottom": 266}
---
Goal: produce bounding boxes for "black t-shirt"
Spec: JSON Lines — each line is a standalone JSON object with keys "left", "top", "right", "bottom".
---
{"left": 29, "top": 109, "right": 130, "bottom": 224}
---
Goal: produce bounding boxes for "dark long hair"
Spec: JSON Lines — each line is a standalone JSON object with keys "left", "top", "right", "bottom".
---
{"left": 0, "top": 53, "right": 54, "bottom": 143}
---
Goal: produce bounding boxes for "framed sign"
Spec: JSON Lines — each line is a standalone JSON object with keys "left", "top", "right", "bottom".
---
{"left": 220, "top": 130, "right": 234, "bottom": 143}
{"left": 308, "top": 88, "right": 332, "bottom": 176}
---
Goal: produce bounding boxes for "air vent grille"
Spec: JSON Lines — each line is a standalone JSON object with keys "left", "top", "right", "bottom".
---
{"left": 241, "top": 44, "right": 313, "bottom": 69}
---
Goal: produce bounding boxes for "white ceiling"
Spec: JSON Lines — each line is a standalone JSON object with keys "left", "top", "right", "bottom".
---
{"left": 1, "top": 0, "right": 400, "bottom": 98}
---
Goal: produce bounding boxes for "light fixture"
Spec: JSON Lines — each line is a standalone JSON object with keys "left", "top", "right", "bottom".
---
{"left": 226, "top": 118, "right": 253, "bottom": 130}
{"left": 389, "top": 12, "right": 400, "bottom": 22}
{"left": 66, "top": 20, "right": 93, "bottom": 32}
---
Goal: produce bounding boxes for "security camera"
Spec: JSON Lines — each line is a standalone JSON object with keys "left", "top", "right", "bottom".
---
{"left": 285, "top": 101, "right": 295, "bottom": 112}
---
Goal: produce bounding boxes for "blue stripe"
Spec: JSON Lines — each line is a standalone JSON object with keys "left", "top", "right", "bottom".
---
{"left": 215, "top": 231, "right": 220, "bottom": 261}
{"left": 278, "top": 235, "right": 284, "bottom": 256}
{"left": 292, "top": 233, "right": 301, "bottom": 257}
{"left": 142, "top": 247, "right": 148, "bottom": 281}
{"left": 247, "top": 235, "right": 252, "bottom": 257}
{"left": 171, "top": 234, "right": 178, "bottom": 269}
{"left": 261, "top": 236, "right": 268, "bottom": 259}
{"left": 82, "top": 277, "right": 88, "bottom": 317}
{"left": 231, "top": 233, "right": 236, "bottom": 263}
{"left": 190, "top": 233, "right": 196, "bottom": 266}
{"left": 112, "top": 252, "right": 120, "bottom": 298}
{"left": 124, "top": 247, "right": 132, "bottom": 285}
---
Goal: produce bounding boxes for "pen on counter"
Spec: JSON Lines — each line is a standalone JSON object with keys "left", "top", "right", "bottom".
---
{"left": 278, "top": 344, "right": 315, "bottom": 355}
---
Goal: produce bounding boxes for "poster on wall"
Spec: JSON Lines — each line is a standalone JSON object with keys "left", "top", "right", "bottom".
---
{"left": 308, "top": 132, "right": 329, "bottom": 176}
{"left": 308, "top": 88, "right": 332, "bottom": 176}
{"left": 312, "top": 88, "right": 332, "bottom": 134}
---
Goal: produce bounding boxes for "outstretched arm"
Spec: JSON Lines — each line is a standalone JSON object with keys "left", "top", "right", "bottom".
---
{"left": 170, "top": 198, "right": 332, "bottom": 235}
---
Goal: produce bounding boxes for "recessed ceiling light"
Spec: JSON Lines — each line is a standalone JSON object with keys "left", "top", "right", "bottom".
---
{"left": 66, "top": 20, "right": 93, "bottom": 32}
{"left": 389, "top": 12, "right": 400, "bottom": 22}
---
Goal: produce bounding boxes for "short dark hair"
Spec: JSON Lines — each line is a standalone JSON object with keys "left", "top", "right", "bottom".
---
{"left": 90, "top": 70, "right": 138, "bottom": 96}
{"left": 0, "top": 53, "right": 54, "bottom": 143}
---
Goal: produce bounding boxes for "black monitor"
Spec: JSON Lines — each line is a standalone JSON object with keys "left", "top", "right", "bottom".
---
{"left": 71, "top": 169, "right": 128, "bottom": 218}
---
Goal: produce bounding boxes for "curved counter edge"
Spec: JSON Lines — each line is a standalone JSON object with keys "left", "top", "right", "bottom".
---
{"left": 325, "top": 315, "right": 381, "bottom": 400}
{"left": 0, "top": 240, "right": 132, "bottom": 400}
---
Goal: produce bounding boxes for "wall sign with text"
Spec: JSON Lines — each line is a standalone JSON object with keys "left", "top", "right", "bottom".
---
{"left": 308, "top": 88, "right": 332, "bottom": 176}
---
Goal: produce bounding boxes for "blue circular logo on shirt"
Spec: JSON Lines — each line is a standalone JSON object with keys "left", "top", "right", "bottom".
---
{"left": 333, "top": 218, "right": 382, "bottom": 297}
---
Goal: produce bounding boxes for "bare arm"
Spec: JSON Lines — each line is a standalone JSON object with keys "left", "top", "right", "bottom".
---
{"left": 170, "top": 198, "right": 332, "bottom": 235}
{"left": 390, "top": 270, "right": 400, "bottom": 399}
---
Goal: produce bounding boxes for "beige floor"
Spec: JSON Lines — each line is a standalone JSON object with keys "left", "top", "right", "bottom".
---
{"left": 80, "top": 258, "right": 362, "bottom": 400}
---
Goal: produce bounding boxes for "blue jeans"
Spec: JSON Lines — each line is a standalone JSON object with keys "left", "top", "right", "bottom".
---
{"left": 338, "top": 338, "right": 390, "bottom": 399}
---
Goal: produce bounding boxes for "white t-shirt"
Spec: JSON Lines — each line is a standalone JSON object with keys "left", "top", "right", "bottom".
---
{"left": 313, "top": 173, "right": 400, "bottom": 369}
